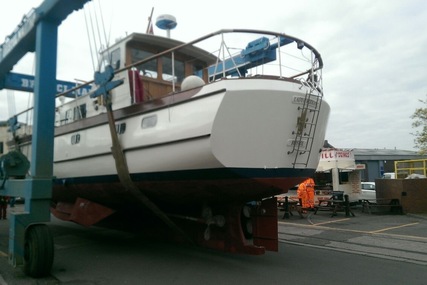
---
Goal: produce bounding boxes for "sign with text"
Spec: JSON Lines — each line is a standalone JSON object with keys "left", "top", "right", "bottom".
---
{"left": 317, "top": 149, "right": 356, "bottom": 171}
{"left": 320, "top": 149, "right": 354, "bottom": 161}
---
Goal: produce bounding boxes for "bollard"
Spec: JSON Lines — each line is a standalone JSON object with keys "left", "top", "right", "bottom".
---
{"left": 283, "top": 196, "right": 290, "bottom": 219}
{"left": 344, "top": 194, "right": 350, "bottom": 217}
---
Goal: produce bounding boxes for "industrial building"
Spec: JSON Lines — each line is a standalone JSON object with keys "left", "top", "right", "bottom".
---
{"left": 354, "top": 148, "right": 427, "bottom": 181}
{"left": 320, "top": 140, "right": 426, "bottom": 182}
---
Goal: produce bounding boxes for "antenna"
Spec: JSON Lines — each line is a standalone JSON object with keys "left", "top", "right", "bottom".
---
{"left": 146, "top": 7, "right": 154, "bottom": 34}
{"left": 155, "top": 14, "right": 177, "bottom": 38}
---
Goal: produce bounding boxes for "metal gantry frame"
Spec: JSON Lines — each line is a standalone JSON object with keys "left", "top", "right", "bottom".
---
{"left": 0, "top": 0, "right": 90, "bottom": 277}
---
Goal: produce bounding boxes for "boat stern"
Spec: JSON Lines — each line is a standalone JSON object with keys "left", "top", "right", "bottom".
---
{"left": 210, "top": 79, "right": 330, "bottom": 184}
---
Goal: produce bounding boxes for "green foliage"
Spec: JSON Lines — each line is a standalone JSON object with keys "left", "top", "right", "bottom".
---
{"left": 411, "top": 96, "right": 427, "bottom": 154}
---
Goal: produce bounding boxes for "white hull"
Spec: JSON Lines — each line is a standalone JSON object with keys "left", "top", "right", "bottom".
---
{"left": 51, "top": 79, "right": 329, "bottom": 181}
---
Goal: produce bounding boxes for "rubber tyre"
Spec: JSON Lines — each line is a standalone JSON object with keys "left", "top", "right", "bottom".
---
{"left": 241, "top": 206, "right": 253, "bottom": 239}
{"left": 23, "top": 224, "right": 54, "bottom": 278}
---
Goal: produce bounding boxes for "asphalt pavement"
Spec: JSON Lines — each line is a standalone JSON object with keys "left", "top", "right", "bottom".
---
{"left": 278, "top": 203, "right": 427, "bottom": 266}
{"left": 0, "top": 204, "right": 426, "bottom": 284}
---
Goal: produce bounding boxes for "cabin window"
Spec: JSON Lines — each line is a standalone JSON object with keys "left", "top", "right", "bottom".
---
{"left": 141, "top": 115, "right": 157, "bottom": 129}
{"left": 193, "top": 63, "right": 205, "bottom": 78}
{"left": 64, "top": 104, "right": 86, "bottom": 123}
{"left": 110, "top": 48, "right": 121, "bottom": 70}
{"left": 71, "top": 134, "right": 80, "bottom": 145}
{"left": 65, "top": 109, "right": 73, "bottom": 122}
{"left": 100, "top": 48, "right": 121, "bottom": 71}
{"left": 74, "top": 104, "right": 87, "bottom": 120}
{"left": 116, "top": 122, "right": 126, "bottom": 134}
{"left": 131, "top": 49, "right": 158, "bottom": 78}
{"left": 162, "top": 55, "right": 184, "bottom": 83}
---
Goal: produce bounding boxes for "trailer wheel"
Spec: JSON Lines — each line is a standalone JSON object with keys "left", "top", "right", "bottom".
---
{"left": 23, "top": 224, "right": 54, "bottom": 278}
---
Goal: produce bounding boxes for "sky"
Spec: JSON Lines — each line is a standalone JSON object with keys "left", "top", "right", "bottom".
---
{"left": 0, "top": 0, "right": 426, "bottom": 151}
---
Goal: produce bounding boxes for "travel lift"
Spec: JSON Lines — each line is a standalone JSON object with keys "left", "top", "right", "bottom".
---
{"left": 0, "top": 1, "right": 296, "bottom": 277}
{"left": 0, "top": 0, "right": 91, "bottom": 277}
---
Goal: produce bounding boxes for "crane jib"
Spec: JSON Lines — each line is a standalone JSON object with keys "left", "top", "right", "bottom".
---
{"left": 1, "top": 72, "right": 91, "bottom": 97}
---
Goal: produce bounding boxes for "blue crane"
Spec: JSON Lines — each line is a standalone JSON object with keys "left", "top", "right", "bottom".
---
{"left": 208, "top": 36, "right": 294, "bottom": 80}
{"left": 1, "top": 72, "right": 91, "bottom": 97}
{"left": 0, "top": 0, "right": 90, "bottom": 277}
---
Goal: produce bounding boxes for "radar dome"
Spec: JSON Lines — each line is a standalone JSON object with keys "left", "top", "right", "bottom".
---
{"left": 155, "top": 14, "right": 177, "bottom": 30}
{"left": 181, "top": 75, "right": 205, "bottom": 91}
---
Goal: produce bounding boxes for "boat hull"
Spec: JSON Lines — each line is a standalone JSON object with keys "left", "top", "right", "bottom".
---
{"left": 50, "top": 78, "right": 329, "bottom": 210}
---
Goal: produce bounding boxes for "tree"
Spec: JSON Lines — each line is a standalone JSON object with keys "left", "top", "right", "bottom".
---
{"left": 411, "top": 96, "right": 427, "bottom": 154}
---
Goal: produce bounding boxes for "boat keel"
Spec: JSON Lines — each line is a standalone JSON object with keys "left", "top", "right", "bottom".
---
{"left": 51, "top": 197, "right": 116, "bottom": 227}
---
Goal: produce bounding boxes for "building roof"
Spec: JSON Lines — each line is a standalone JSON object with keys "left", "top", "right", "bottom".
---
{"left": 353, "top": 148, "right": 426, "bottom": 161}
{"left": 322, "top": 141, "right": 426, "bottom": 161}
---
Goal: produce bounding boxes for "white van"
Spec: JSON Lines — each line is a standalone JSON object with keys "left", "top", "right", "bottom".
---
{"left": 360, "top": 182, "right": 376, "bottom": 200}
